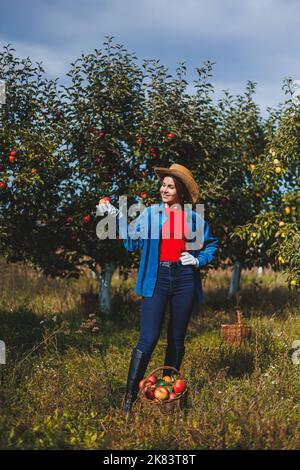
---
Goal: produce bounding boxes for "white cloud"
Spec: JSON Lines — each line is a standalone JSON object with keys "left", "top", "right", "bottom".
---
{"left": 0, "top": 38, "right": 73, "bottom": 78}
{"left": 1, "top": 0, "right": 300, "bottom": 113}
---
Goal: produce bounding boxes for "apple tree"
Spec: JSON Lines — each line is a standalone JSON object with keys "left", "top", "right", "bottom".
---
{"left": 0, "top": 44, "right": 75, "bottom": 278}
{"left": 232, "top": 78, "right": 299, "bottom": 290}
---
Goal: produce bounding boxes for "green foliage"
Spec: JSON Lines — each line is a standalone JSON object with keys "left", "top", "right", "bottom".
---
{"left": 0, "top": 37, "right": 299, "bottom": 298}
{"left": 231, "top": 83, "right": 300, "bottom": 286}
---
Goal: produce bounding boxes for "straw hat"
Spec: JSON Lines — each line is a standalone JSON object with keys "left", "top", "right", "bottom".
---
{"left": 153, "top": 163, "right": 199, "bottom": 204}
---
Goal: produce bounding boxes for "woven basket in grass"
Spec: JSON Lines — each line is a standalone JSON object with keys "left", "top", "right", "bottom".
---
{"left": 221, "top": 310, "right": 252, "bottom": 346}
{"left": 138, "top": 366, "right": 187, "bottom": 414}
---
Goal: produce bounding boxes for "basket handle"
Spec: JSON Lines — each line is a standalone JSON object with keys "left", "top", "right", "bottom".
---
{"left": 144, "top": 366, "right": 181, "bottom": 383}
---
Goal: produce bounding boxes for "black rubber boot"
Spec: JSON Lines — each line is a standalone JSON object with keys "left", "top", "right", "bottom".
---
{"left": 122, "top": 347, "right": 151, "bottom": 412}
{"left": 162, "top": 345, "right": 185, "bottom": 378}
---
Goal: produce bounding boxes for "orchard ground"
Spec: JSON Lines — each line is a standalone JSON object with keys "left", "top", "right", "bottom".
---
{"left": 0, "top": 258, "right": 299, "bottom": 450}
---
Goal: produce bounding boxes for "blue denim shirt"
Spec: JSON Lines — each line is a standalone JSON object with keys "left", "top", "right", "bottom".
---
{"left": 117, "top": 202, "right": 219, "bottom": 304}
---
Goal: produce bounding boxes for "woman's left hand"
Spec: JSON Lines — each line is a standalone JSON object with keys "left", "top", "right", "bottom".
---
{"left": 179, "top": 252, "right": 199, "bottom": 268}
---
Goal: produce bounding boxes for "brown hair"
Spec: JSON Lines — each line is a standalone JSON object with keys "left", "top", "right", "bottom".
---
{"left": 159, "top": 174, "right": 191, "bottom": 205}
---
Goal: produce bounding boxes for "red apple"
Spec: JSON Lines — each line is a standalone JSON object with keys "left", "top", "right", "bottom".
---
{"left": 154, "top": 386, "right": 169, "bottom": 401}
{"left": 173, "top": 379, "right": 186, "bottom": 394}
{"left": 0, "top": 181, "right": 6, "bottom": 189}
{"left": 8, "top": 155, "right": 15, "bottom": 163}
{"left": 140, "top": 192, "right": 147, "bottom": 199}
{"left": 138, "top": 378, "right": 147, "bottom": 391}
{"left": 136, "top": 137, "right": 144, "bottom": 146}
{"left": 146, "top": 374, "right": 157, "bottom": 385}
{"left": 166, "top": 133, "right": 175, "bottom": 139}
{"left": 169, "top": 392, "right": 177, "bottom": 400}
{"left": 10, "top": 150, "right": 17, "bottom": 156}
{"left": 148, "top": 147, "right": 158, "bottom": 158}
{"left": 66, "top": 216, "right": 73, "bottom": 224}
{"left": 144, "top": 388, "right": 155, "bottom": 400}
{"left": 99, "top": 196, "right": 112, "bottom": 205}
{"left": 83, "top": 215, "right": 91, "bottom": 224}
{"left": 98, "top": 130, "right": 105, "bottom": 138}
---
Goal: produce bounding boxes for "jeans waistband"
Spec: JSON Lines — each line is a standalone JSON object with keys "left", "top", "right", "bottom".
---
{"left": 159, "top": 260, "right": 183, "bottom": 268}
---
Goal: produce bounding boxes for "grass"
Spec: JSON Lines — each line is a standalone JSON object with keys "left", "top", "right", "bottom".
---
{"left": 0, "top": 259, "right": 299, "bottom": 450}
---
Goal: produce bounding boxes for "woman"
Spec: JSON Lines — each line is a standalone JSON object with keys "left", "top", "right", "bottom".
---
{"left": 98, "top": 163, "right": 219, "bottom": 412}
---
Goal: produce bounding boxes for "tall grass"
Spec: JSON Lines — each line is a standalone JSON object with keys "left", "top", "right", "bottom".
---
{"left": 0, "top": 259, "right": 299, "bottom": 449}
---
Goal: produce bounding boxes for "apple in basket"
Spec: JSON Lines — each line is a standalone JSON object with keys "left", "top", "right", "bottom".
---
{"left": 169, "top": 392, "right": 177, "bottom": 401}
{"left": 139, "top": 378, "right": 147, "bottom": 391}
{"left": 154, "top": 386, "right": 169, "bottom": 401}
{"left": 144, "top": 388, "right": 155, "bottom": 400}
{"left": 173, "top": 379, "right": 186, "bottom": 395}
{"left": 146, "top": 373, "right": 157, "bottom": 385}
{"left": 162, "top": 375, "right": 173, "bottom": 383}
{"left": 140, "top": 374, "right": 157, "bottom": 390}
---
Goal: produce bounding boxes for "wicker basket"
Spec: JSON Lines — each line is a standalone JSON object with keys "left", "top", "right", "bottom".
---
{"left": 221, "top": 310, "right": 252, "bottom": 346}
{"left": 138, "top": 366, "right": 188, "bottom": 414}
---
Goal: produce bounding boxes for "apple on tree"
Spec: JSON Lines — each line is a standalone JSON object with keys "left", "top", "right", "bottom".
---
{"left": 83, "top": 215, "right": 91, "bottom": 224}
{"left": 99, "top": 196, "right": 112, "bottom": 205}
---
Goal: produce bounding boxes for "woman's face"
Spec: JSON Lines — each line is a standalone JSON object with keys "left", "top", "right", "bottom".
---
{"left": 160, "top": 176, "right": 181, "bottom": 205}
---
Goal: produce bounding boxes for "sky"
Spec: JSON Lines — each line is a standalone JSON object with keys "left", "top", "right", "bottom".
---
{"left": 1, "top": 0, "right": 300, "bottom": 117}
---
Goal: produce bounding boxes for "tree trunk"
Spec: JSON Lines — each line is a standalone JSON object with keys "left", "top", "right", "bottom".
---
{"left": 0, "top": 340, "right": 6, "bottom": 364}
{"left": 228, "top": 260, "right": 243, "bottom": 299}
{"left": 95, "top": 262, "right": 116, "bottom": 315}
{"left": 257, "top": 266, "right": 264, "bottom": 277}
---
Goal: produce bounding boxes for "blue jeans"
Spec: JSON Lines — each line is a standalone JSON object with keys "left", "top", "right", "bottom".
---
{"left": 135, "top": 263, "right": 198, "bottom": 373}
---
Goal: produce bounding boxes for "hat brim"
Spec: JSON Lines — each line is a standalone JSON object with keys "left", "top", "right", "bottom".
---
{"left": 153, "top": 166, "right": 199, "bottom": 204}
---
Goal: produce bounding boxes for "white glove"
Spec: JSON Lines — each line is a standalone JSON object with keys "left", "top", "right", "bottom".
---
{"left": 179, "top": 251, "right": 199, "bottom": 268}
{"left": 96, "top": 201, "right": 119, "bottom": 217}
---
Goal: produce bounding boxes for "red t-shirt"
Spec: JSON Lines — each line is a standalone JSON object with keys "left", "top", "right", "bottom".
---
{"left": 159, "top": 206, "right": 189, "bottom": 261}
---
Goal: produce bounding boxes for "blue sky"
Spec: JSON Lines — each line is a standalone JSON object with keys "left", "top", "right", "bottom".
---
{"left": 1, "top": 0, "right": 299, "bottom": 117}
